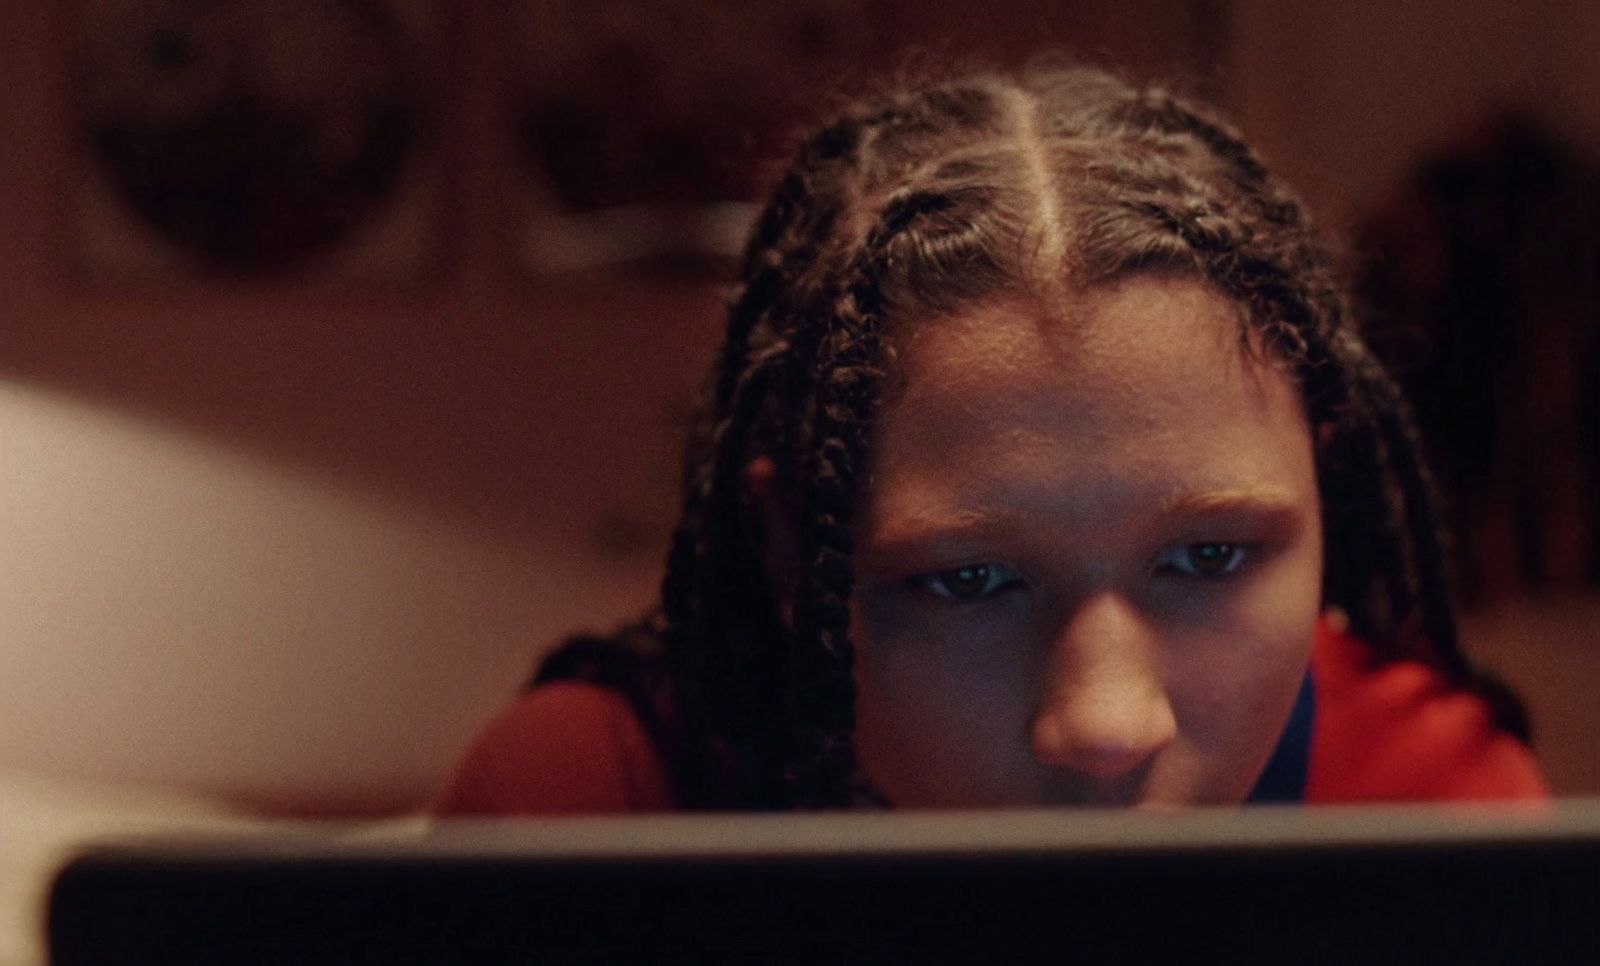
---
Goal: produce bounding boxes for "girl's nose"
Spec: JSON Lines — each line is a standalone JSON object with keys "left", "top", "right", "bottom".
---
{"left": 1029, "top": 593, "right": 1177, "bottom": 779}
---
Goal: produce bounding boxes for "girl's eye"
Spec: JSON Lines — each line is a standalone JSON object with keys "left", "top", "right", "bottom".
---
{"left": 912, "top": 563, "right": 1021, "bottom": 601}
{"left": 1161, "top": 542, "right": 1250, "bottom": 578}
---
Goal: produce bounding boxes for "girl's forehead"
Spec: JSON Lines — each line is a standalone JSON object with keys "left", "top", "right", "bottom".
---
{"left": 883, "top": 277, "right": 1267, "bottom": 414}
{"left": 864, "top": 276, "right": 1315, "bottom": 519}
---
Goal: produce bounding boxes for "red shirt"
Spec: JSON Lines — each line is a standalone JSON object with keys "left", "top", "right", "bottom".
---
{"left": 436, "top": 619, "right": 1548, "bottom": 815}
{"left": 1305, "top": 618, "right": 1548, "bottom": 802}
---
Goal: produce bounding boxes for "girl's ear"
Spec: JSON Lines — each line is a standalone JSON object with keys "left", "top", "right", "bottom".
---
{"left": 1316, "top": 420, "right": 1338, "bottom": 452}
{"left": 744, "top": 456, "right": 800, "bottom": 623}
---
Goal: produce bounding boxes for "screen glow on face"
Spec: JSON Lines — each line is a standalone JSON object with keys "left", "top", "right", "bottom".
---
{"left": 848, "top": 277, "right": 1325, "bottom": 808}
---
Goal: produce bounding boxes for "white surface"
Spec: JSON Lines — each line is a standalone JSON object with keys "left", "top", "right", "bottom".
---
{"left": 0, "top": 383, "right": 657, "bottom": 812}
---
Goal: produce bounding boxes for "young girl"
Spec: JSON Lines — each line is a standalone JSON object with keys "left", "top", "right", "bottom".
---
{"left": 438, "top": 65, "right": 1547, "bottom": 813}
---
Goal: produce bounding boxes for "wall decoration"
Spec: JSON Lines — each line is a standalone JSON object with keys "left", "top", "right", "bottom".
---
{"left": 510, "top": 0, "right": 891, "bottom": 278}
{"left": 69, "top": 0, "right": 438, "bottom": 279}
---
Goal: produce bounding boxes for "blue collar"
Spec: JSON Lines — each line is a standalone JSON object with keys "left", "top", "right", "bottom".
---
{"left": 1247, "top": 673, "right": 1316, "bottom": 803}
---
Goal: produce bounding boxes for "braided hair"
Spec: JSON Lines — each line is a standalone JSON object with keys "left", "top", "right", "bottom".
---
{"left": 536, "top": 65, "right": 1526, "bottom": 810}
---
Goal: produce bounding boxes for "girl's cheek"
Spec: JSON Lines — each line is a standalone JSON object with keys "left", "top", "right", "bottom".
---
{"left": 855, "top": 600, "right": 1034, "bottom": 713}
{"left": 1164, "top": 607, "right": 1317, "bottom": 762}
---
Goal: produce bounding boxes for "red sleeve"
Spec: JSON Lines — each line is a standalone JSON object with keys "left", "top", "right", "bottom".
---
{"left": 1306, "top": 618, "right": 1549, "bottom": 803}
{"left": 433, "top": 682, "right": 675, "bottom": 816}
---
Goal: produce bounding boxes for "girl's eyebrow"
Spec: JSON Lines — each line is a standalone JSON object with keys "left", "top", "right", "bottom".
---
{"left": 861, "top": 486, "right": 1307, "bottom": 559}
{"left": 856, "top": 508, "right": 1013, "bottom": 560}
{"left": 1158, "top": 487, "right": 1301, "bottom": 518}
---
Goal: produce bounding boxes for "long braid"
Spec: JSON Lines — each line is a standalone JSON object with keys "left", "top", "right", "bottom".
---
{"left": 656, "top": 104, "right": 910, "bottom": 806}
{"left": 685, "top": 83, "right": 1010, "bottom": 807}
{"left": 1336, "top": 336, "right": 1532, "bottom": 739}
{"left": 1147, "top": 198, "right": 1424, "bottom": 642}
{"left": 785, "top": 280, "right": 885, "bottom": 807}
{"left": 778, "top": 84, "right": 1036, "bottom": 807}
{"left": 642, "top": 116, "right": 865, "bottom": 805}
{"left": 1105, "top": 82, "right": 1529, "bottom": 738}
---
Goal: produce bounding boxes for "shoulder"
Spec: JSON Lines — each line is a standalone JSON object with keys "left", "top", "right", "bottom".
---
{"left": 433, "top": 681, "right": 675, "bottom": 816}
{"left": 1306, "top": 616, "right": 1549, "bottom": 803}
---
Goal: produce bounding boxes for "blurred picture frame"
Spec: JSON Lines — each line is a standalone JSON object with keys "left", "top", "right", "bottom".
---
{"left": 65, "top": 0, "right": 444, "bottom": 283}
{"left": 506, "top": 0, "right": 894, "bottom": 281}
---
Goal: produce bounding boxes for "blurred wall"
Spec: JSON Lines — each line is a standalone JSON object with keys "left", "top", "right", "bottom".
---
{"left": 0, "top": 382, "right": 672, "bottom": 812}
{"left": 1228, "top": 0, "right": 1600, "bottom": 226}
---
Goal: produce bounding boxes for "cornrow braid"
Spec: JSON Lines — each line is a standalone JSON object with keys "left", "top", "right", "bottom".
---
{"left": 621, "top": 112, "right": 874, "bottom": 807}
{"left": 786, "top": 319, "right": 879, "bottom": 805}
{"left": 1102, "top": 86, "right": 1527, "bottom": 738}
{"left": 1328, "top": 331, "right": 1531, "bottom": 739}
{"left": 779, "top": 95, "right": 1047, "bottom": 806}
{"left": 649, "top": 95, "right": 948, "bottom": 807}
{"left": 1135, "top": 192, "right": 1425, "bottom": 644}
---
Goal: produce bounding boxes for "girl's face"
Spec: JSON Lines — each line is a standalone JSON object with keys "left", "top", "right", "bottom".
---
{"left": 848, "top": 276, "right": 1324, "bottom": 807}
